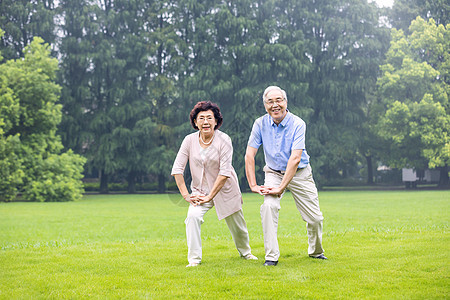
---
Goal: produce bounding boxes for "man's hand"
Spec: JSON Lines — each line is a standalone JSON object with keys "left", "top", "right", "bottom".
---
{"left": 262, "top": 186, "right": 284, "bottom": 197}
{"left": 250, "top": 185, "right": 272, "bottom": 196}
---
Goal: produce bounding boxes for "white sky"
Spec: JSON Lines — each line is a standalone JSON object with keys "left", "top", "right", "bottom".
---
{"left": 373, "top": 0, "right": 394, "bottom": 7}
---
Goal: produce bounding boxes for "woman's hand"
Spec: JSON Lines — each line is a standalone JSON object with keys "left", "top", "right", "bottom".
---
{"left": 186, "top": 194, "right": 206, "bottom": 206}
{"left": 250, "top": 185, "right": 271, "bottom": 196}
{"left": 195, "top": 195, "right": 212, "bottom": 205}
{"left": 182, "top": 194, "right": 190, "bottom": 202}
{"left": 183, "top": 193, "right": 198, "bottom": 206}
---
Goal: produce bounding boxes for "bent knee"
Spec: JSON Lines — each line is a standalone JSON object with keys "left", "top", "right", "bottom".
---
{"left": 185, "top": 211, "right": 204, "bottom": 225}
{"left": 261, "top": 200, "right": 280, "bottom": 211}
{"left": 306, "top": 217, "right": 323, "bottom": 229}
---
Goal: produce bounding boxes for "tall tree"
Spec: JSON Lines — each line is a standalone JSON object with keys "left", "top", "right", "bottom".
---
{"left": 58, "top": 0, "right": 97, "bottom": 154}
{"left": 0, "top": 0, "right": 56, "bottom": 60}
{"left": 144, "top": 0, "right": 191, "bottom": 193}
{"left": 0, "top": 36, "right": 85, "bottom": 202}
{"left": 291, "top": 0, "right": 390, "bottom": 184}
{"left": 390, "top": 0, "right": 449, "bottom": 33}
{"left": 176, "top": 0, "right": 390, "bottom": 187}
{"left": 375, "top": 17, "right": 449, "bottom": 186}
{"left": 109, "top": 0, "right": 159, "bottom": 193}
{"left": 179, "top": 0, "right": 312, "bottom": 187}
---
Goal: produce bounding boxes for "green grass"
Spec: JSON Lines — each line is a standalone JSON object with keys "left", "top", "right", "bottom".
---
{"left": 1, "top": 191, "right": 449, "bottom": 299}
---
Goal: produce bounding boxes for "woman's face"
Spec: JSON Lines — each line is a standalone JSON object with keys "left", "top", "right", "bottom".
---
{"left": 195, "top": 110, "right": 217, "bottom": 134}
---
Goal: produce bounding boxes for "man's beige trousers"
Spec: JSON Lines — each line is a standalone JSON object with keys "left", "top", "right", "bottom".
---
{"left": 261, "top": 164, "right": 324, "bottom": 261}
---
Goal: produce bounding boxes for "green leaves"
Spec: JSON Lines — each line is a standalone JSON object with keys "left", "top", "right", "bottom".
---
{"left": 0, "top": 36, "right": 85, "bottom": 202}
{"left": 376, "top": 17, "right": 449, "bottom": 171}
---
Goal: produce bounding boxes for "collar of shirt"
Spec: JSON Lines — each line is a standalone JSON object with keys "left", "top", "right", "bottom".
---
{"left": 269, "top": 110, "right": 291, "bottom": 127}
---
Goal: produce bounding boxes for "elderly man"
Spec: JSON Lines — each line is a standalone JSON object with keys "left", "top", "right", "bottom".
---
{"left": 245, "top": 86, "right": 326, "bottom": 266}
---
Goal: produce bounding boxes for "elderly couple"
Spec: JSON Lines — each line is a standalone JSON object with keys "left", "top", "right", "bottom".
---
{"left": 171, "top": 86, "right": 327, "bottom": 267}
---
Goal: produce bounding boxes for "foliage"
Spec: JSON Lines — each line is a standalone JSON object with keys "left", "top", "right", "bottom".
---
{"left": 375, "top": 17, "right": 449, "bottom": 174}
{"left": 0, "top": 192, "right": 448, "bottom": 298}
{"left": 0, "top": 0, "right": 56, "bottom": 60}
{"left": 0, "top": 36, "right": 85, "bottom": 202}
{"left": 389, "top": 0, "right": 449, "bottom": 33}
{"left": 2, "top": 1, "right": 448, "bottom": 191}
{"left": 176, "top": 0, "right": 390, "bottom": 187}
{"left": 58, "top": 0, "right": 183, "bottom": 193}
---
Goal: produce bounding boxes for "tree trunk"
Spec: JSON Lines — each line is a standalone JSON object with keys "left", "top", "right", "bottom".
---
{"left": 365, "top": 155, "right": 374, "bottom": 185}
{"left": 127, "top": 171, "right": 136, "bottom": 194}
{"left": 158, "top": 172, "right": 166, "bottom": 193}
{"left": 438, "top": 165, "right": 449, "bottom": 188}
{"left": 100, "top": 171, "right": 109, "bottom": 194}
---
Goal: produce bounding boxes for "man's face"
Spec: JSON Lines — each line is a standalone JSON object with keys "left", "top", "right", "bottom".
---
{"left": 264, "top": 89, "right": 287, "bottom": 122}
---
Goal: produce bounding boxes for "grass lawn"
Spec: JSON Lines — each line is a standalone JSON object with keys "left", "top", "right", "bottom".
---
{"left": 0, "top": 190, "right": 448, "bottom": 299}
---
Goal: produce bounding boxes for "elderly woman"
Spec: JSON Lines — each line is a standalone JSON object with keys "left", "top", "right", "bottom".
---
{"left": 171, "top": 101, "right": 257, "bottom": 267}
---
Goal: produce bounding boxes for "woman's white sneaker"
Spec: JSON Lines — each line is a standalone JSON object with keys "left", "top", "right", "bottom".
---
{"left": 243, "top": 254, "right": 258, "bottom": 260}
{"left": 186, "top": 262, "right": 200, "bottom": 267}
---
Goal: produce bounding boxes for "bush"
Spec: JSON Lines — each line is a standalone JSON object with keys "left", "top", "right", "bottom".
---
{"left": 82, "top": 179, "right": 178, "bottom": 193}
{"left": 22, "top": 151, "right": 86, "bottom": 202}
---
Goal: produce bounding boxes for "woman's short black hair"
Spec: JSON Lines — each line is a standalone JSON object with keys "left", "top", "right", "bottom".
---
{"left": 189, "top": 101, "right": 223, "bottom": 130}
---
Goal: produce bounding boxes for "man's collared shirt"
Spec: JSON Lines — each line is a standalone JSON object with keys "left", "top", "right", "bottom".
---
{"left": 248, "top": 111, "right": 310, "bottom": 171}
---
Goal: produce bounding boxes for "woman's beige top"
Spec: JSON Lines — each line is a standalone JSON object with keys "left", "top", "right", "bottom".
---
{"left": 171, "top": 130, "right": 242, "bottom": 220}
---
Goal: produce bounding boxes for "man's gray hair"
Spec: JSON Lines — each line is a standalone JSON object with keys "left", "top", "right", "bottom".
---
{"left": 262, "top": 86, "right": 287, "bottom": 102}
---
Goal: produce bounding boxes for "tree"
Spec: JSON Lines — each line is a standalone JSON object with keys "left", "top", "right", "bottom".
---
{"left": 389, "top": 0, "right": 449, "bottom": 33}
{"left": 375, "top": 17, "right": 449, "bottom": 186}
{"left": 0, "top": 0, "right": 56, "bottom": 60}
{"left": 0, "top": 35, "right": 86, "bottom": 202}
{"left": 58, "top": 0, "right": 184, "bottom": 193}
{"left": 107, "top": 0, "right": 159, "bottom": 193}
{"left": 291, "top": 0, "right": 390, "bottom": 184}
{"left": 174, "top": 0, "right": 390, "bottom": 187}
{"left": 142, "top": 0, "right": 193, "bottom": 193}
{"left": 178, "top": 0, "right": 312, "bottom": 188}
{"left": 0, "top": 28, "right": 24, "bottom": 201}
{"left": 57, "top": 0, "right": 97, "bottom": 155}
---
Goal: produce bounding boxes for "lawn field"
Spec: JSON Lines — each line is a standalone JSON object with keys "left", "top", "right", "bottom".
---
{"left": 0, "top": 191, "right": 448, "bottom": 299}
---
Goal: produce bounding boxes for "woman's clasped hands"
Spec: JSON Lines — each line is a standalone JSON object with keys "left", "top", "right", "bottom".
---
{"left": 184, "top": 194, "right": 213, "bottom": 206}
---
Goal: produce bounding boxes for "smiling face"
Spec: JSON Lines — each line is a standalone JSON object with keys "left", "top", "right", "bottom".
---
{"left": 264, "top": 89, "right": 287, "bottom": 124}
{"left": 194, "top": 110, "right": 217, "bottom": 135}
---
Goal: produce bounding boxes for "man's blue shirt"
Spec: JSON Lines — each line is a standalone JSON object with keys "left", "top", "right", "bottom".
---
{"left": 248, "top": 111, "right": 310, "bottom": 171}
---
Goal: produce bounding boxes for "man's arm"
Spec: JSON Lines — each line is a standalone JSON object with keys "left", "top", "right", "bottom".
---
{"left": 245, "top": 146, "right": 266, "bottom": 195}
{"left": 264, "top": 149, "right": 303, "bottom": 196}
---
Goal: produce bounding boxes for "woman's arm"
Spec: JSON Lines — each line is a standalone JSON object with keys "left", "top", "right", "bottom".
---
{"left": 171, "top": 136, "right": 196, "bottom": 204}
{"left": 196, "top": 175, "right": 228, "bottom": 204}
{"left": 173, "top": 174, "right": 191, "bottom": 203}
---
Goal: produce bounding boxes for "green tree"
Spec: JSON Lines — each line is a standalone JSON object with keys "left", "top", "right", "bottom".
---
{"left": 291, "top": 0, "right": 390, "bottom": 184}
{"left": 179, "top": 0, "right": 312, "bottom": 187}
{"left": 0, "top": 28, "right": 24, "bottom": 201}
{"left": 58, "top": 0, "right": 184, "bottom": 193}
{"left": 0, "top": 36, "right": 86, "bottom": 202}
{"left": 376, "top": 17, "right": 449, "bottom": 186}
{"left": 176, "top": 0, "right": 390, "bottom": 187}
{"left": 109, "top": 0, "right": 160, "bottom": 193}
{"left": 57, "top": 0, "right": 97, "bottom": 155}
{"left": 390, "top": 0, "right": 449, "bottom": 33}
{"left": 144, "top": 0, "right": 192, "bottom": 193}
{"left": 0, "top": 0, "right": 56, "bottom": 60}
